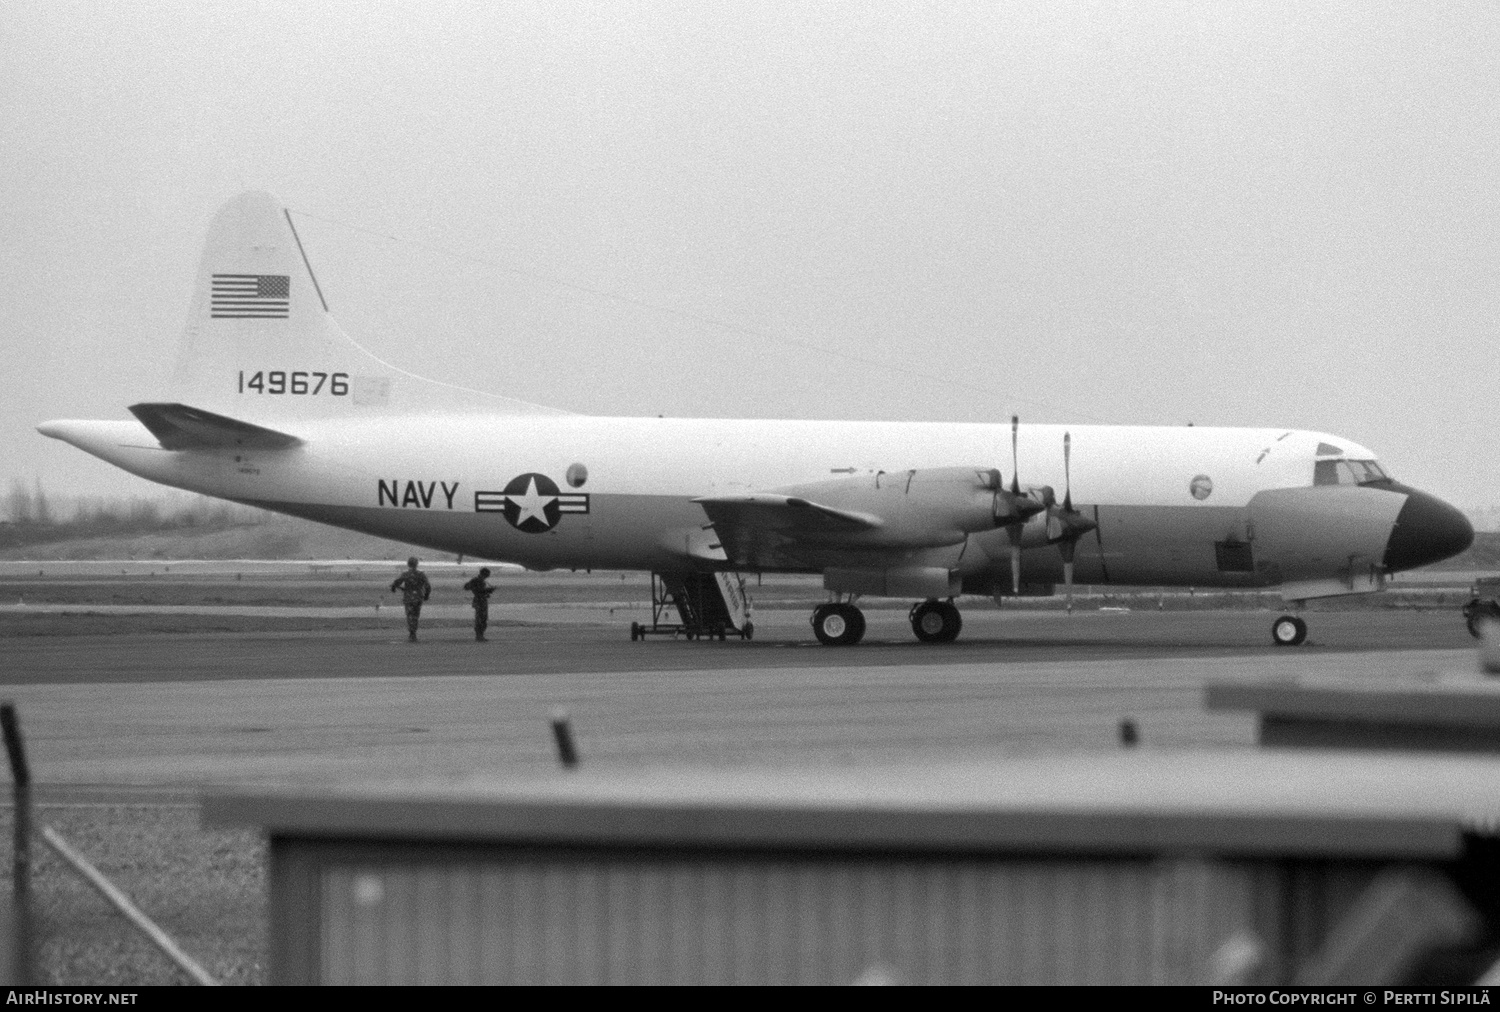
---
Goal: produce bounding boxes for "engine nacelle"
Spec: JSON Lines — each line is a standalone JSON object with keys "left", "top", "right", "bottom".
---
{"left": 825, "top": 566, "right": 961, "bottom": 598}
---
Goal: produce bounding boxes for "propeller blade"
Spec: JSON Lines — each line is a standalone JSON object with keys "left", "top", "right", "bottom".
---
{"left": 1010, "top": 415, "right": 1020, "bottom": 496}
{"left": 1054, "top": 432, "right": 1091, "bottom": 612}
{"left": 1093, "top": 504, "right": 1111, "bottom": 583}
{"left": 1046, "top": 432, "right": 1095, "bottom": 544}
{"left": 1063, "top": 431, "right": 1073, "bottom": 513}
{"left": 1060, "top": 538, "right": 1077, "bottom": 614}
{"left": 999, "top": 413, "right": 1048, "bottom": 594}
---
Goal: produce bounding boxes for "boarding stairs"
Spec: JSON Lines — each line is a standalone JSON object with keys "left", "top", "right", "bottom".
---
{"left": 631, "top": 571, "right": 753, "bottom": 641}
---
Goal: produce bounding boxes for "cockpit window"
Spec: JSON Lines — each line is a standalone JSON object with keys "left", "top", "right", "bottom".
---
{"left": 1314, "top": 459, "right": 1389, "bottom": 486}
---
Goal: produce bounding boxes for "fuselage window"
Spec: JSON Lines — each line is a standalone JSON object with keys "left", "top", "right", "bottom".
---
{"left": 1313, "top": 459, "right": 1390, "bottom": 486}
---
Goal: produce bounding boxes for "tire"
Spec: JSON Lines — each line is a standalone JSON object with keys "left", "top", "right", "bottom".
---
{"left": 1271, "top": 615, "right": 1307, "bottom": 647}
{"left": 910, "top": 600, "right": 962, "bottom": 643}
{"left": 911, "top": 601, "right": 944, "bottom": 642}
{"left": 741, "top": 621, "right": 754, "bottom": 641}
{"left": 630, "top": 622, "right": 640, "bottom": 641}
{"left": 1467, "top": 602, "right": 1500, "bottom": 639}
{"left": 847, "top": 606, "right": 866, "bottom": 644}
{"left": 940, "top": 602, "right": 962, "bottom": 642}
{"left": 813, "top": 603, "right": 865, "bottom": 646}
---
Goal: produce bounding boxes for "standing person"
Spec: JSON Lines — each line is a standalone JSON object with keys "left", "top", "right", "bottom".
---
{"left": 389, "top": 557, "right": 432, "bottom": 642}
{"left": 463, "top": 567, "right": 496, "bottom": 641}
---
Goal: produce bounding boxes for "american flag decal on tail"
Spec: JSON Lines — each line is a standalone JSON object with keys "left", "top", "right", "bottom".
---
{"left": 211, "top": 274, "right": 290, "bottom": 318}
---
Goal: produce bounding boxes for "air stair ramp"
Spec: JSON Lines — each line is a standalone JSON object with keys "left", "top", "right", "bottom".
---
{"left": 631, "top": 571, "right": 753, "bottom": 641}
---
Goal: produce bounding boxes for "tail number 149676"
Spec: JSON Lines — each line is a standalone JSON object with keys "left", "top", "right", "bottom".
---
{"left": 238, "top": 371, "right": 348, "bottom": 395}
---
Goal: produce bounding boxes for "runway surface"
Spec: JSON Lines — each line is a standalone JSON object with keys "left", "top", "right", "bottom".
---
{"left": 0, "top": 607, "right": 1477, "bottom": 683}
{"left": 0, "top": 607, "right": 1480, "bottom": 798}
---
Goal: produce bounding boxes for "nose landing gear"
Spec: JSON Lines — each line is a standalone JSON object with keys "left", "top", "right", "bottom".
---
{"left": 812, "top": 602, "right": 866, "bottom": 646}
{"left": 1463, "top": 579, "right": 1500, "bottom": 638}
{"left": 1271, "top": 614, "right": 1308, "bottom": 647}
{"left": 910, "top": 599, "right": 963, "bottom": 643}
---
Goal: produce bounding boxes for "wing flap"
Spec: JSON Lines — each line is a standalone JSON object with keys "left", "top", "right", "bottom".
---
{"left": 128, "top": 402, "right": 303, "bottom": 450}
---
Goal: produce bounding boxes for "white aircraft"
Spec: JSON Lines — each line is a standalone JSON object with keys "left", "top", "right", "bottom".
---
{"left": 39, "top": 192, "right": 1473, "bottom": 646}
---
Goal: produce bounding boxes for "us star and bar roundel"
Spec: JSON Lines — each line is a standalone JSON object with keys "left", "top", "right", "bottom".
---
{"left": 475, "top": 473, "right": 590, "bottom": 533}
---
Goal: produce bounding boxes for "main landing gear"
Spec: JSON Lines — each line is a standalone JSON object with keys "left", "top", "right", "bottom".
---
{"left": 810, "top": 598, "right": 966, "bottom": 646}
{"left": 812, "top": 602, "right": 865, "bottom": 646}
{"left": 1271, "top": 614, "right": 1308, "bottom": 647}
{"left": 910, "top": 599, "right": 962, "bottom": 643}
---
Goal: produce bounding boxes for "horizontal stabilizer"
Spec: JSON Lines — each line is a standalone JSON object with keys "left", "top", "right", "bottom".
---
{"left": 692, "top": 493, "right": 882, "bottom": 532}
{"left": 128, "top": 402, "right": 303, "bottom": 451}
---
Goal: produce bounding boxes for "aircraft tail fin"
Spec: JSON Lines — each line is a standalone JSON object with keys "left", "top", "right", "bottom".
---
{"left": 172, "top": 191, "right": 563, "bottom": 420}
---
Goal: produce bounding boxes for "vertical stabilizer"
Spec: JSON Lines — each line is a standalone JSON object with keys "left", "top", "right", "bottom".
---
{"left": 172, "top": 191, "right": 562, "bottom": 420}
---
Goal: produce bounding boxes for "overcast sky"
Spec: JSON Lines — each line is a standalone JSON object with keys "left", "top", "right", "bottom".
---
{"left": 4, "top": 2, "right": 1497, "bottom": 512}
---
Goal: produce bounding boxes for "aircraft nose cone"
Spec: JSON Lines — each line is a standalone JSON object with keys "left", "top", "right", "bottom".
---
{"left": 1382, "top": 489, "right": 1474, "bottom": 572}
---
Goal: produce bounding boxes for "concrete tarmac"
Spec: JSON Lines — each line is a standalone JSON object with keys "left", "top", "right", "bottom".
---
{"left": 0, "top": 609, "right": 1480, "bottom": 797}
{"left": 0, "top": 607, "right": 1476, "bottom": 684}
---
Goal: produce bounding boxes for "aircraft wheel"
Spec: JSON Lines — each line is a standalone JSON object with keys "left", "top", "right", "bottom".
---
{"left": 847, "top": 606, "right": 866, "bottom": 644}
{"left": 1467, "top": 602, "right": 1500, "bottom": 638}
{"left": 940, "top": 602, "right": 962, "bottom": 642}
{"left": 812, "top": 603, "right": 865, "bottom": 646}
{"left": 630, "top": 621, "right": 641, "bottom": 642}
{"left": 1271, "top": 615, "right": 1308, "bottom": 647}
{"left": 741, "top": 621, "right": 754, "bottom": 641}
{"left": 910, "top": 599, "right": 963, "bottom": 643}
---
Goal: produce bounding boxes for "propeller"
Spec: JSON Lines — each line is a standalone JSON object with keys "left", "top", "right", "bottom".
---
{"left": 995, "top": 415, "right": 1044, "bottom": 594}
{"left": 1044, "top": 431, "right": 1098, "bottom": 612}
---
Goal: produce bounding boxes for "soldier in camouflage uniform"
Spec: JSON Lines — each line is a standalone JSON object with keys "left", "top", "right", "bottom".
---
{"left": 462, "top": 567, "right": 496, "bottom": 641}
{"left": 389, "top": 556, "right": 432, "bottom": 642}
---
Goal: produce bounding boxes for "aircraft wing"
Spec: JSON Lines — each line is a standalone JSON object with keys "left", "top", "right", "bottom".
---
{"left": 128, "top": 403, "right": 303, "bottom": 450}
{"left": 692, "top": 493, "right": 882, "bottom": 568}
